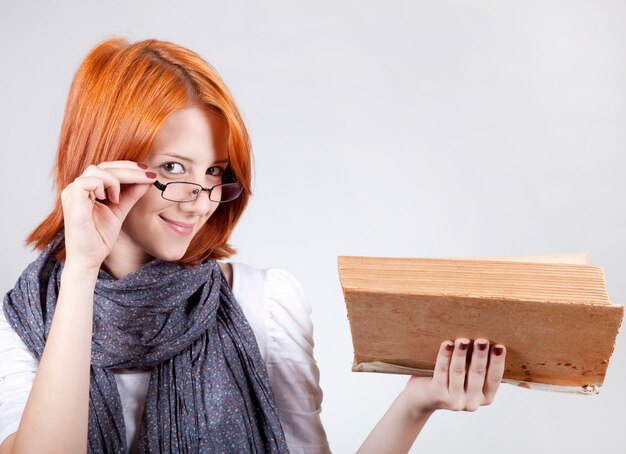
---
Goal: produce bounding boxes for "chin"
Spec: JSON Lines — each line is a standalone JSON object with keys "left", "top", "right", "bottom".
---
{"left": 148, "top": 244, "right": 189, "bottom": 262}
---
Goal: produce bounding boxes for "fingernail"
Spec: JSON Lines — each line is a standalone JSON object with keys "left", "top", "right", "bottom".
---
{"left": 137, "top": 162, "right": 148, "bottom": 169}
{"left": 477, "top": 342, "right": 488, "bottom": 351}
{"left": 445, "top": 342, "right": 454, "bottom": 352}
{"left": 459, "top": 341, "right": 469, "bottom": 351}
{"left": 145, "top": 171, "right": 156, "bottom": 178}
{"left": 494, "top": 346, "right": 504, "bottom": 356}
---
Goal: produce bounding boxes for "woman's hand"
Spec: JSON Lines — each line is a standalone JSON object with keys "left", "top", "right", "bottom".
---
{"left": 403, "top": 338, "right": 506, "bottom": 416}
{"left": 61, "top": 160, "right": 158, "bottom": 269}
{"left": 357, "top": 339, "right": 506, "bottom": 453}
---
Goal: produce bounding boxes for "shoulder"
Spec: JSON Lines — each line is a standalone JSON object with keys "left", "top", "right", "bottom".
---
{"left": 230, "top": 262, "right": 312, "bottom": 321}
{"left": 228, "top": 262, "right": 314, "bottom": 360}
{"left": 263, "top": 267, "right": 313, "bottom": 327}
{"left": 217, "top": 261, "right": 233, "bottom": 288}
{"left": 228, "top": 261, "right": 318, "bottom": 363}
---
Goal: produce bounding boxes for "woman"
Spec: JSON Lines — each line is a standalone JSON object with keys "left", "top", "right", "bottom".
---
{"left": 0, "top": 37, "right": 506, "bottom": 453}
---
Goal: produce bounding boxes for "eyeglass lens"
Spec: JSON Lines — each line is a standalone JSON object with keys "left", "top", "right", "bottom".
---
{"left": 163, "top": 182, "right": 242, "bottom": 203}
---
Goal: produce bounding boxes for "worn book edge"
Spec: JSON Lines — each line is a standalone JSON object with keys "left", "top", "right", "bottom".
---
{"left": 353, "top": 361, "right": 600, "bottom": 395}
{"left": 451, "top": 252, "right": 589, "bottom": 265}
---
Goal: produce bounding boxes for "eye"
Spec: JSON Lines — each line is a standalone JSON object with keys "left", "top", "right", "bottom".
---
{"left": 207, "top": 166, "right": 224, "bottom": 177}
{"left": 161, "top": 162, "right": 185, "bottom": 175}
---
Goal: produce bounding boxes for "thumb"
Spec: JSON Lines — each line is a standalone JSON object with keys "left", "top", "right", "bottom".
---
{"left": 116, "top": 183, "right": 151, "bottom": 218}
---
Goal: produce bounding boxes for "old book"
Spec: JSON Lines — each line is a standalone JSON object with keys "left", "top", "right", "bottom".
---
{"left": 337, "top": 254, "right": 624, "bottom": 394}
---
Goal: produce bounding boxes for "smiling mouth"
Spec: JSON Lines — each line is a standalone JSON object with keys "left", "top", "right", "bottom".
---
{"left": 159, "top": 215, "right": 194, "bottom": 235}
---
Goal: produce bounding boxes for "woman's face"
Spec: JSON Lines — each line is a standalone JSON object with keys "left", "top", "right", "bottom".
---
{"left": 111, "top": 104, "right": 230, "bottom": 267}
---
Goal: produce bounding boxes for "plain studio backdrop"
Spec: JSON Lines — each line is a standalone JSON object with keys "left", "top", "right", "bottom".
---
{"left": 1, "top": 1, "right": 625, "bottom": 453}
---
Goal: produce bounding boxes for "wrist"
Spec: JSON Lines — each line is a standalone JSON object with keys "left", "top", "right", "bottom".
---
{"left": 61, "top": 261, "right": 101, "bottom": 281}
{"left": 399, "top": 387, "right": 437, "bottom": 422}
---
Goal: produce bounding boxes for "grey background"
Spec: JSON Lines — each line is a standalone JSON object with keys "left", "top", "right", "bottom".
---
{"left": 1, "top": 1, "right": 625, "bottom": 452}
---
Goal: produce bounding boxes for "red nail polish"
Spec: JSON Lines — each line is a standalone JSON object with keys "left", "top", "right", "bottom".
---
{"left": 137, "top": 162, "right": 148, "bottom": 169}
{"left": 459, "top": 342, "right": 469, "bottom": 351}
{"left": 477, "top": 342, "right": 488, "bottom": 351}
{"left": 445, "top": 343, "right": 454, "bottom": 352}
{"left": 145, "top": 171, "right": 156, "bottom": 178}
{"left": 494, "top": 346, "right": 504, "bottom": 356}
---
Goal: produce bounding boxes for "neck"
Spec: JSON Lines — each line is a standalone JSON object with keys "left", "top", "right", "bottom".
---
{"left": 102, "top": 233, "right": 154, "bottom": 280}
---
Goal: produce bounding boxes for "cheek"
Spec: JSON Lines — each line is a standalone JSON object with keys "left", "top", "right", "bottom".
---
{"left": 125, "top": 191, "right": 165, "bottom": 223}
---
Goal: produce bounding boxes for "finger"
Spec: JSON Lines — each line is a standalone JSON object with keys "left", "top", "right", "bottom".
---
{"left": 483, "top": 344, "right": 506, "bottom": 404}
{"left": 97, "top": 160, "right": 153, "bottom": 171}
{"left": 74, "top": 176, "right": 106, "bottom": 201}
{"left": 466, "top": 338, "right": 490, "bottom": 402}
{"left": 432, "top": 340, "right": 455, "bottom": 390}
{"left": 110, "top": 181, "right": 153, "bottom": 219}
{"left": 104, "top": 167, "right": 157, "bottom": 185}
{"left": 448, "top": 338, "right": 470, "bottom": 401}
{"left": 82, "top": 165, "right": 121, "bottom": 203}
{"left": 83, "top": 165, "right": 156, "bottom": 204}
{"left": 87, "top": 161, "right": 155, "bottom": 202}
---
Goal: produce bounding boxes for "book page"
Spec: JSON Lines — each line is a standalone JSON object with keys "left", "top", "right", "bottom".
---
{"left": 452, "top": 253, "right": 589, "bottom": 265}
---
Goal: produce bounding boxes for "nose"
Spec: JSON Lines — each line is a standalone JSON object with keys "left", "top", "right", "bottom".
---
{"left": 178, "top": 188, "right": 216, "bottom": 216}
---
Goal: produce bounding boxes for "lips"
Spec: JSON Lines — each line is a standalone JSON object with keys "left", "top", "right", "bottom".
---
{"left": 159, "top": 215, "right": 195, "bottom": 235}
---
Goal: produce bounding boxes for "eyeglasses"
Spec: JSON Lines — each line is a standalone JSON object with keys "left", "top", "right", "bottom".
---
{"left": 152, "top": 180, "right": 243, "bottom": 203}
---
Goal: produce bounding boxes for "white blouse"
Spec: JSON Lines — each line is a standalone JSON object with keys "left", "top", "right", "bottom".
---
{"left": 0, "top": 261, "right": 331, "bottom": 453}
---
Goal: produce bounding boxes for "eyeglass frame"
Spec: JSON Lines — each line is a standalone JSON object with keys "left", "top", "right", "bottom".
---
{"left": 152, "top": 179, "right": 243, "bottom": 203}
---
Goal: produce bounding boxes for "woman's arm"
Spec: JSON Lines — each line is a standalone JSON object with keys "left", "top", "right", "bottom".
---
{"left": 356, "top": 388, "right": 434, "bottom": 454}
{"left": 9, "top": 263, "right": 100, "bottom": 454}
{"left": 357, "top": 338, "right": 506, "bottom": 453}
{"left": 4, "top": 161, "right": 157, "bottom": 454}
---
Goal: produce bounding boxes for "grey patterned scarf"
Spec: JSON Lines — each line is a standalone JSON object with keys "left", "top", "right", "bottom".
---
{"left": 3, "top": 230, "right": 289, "bottom": 453}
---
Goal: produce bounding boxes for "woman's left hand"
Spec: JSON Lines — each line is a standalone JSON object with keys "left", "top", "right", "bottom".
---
{"left": 403, "top": 338, "right": 506, "bottom": 416}
{"left": 357, "top": 338, "right": 506, "bottom": 453}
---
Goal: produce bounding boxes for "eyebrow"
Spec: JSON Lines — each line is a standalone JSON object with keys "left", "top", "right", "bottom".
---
{"left": 160, "top": 153, "right": 229, "bottom": 166}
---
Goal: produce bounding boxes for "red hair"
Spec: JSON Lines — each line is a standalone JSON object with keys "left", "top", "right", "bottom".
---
{"left": 25, "top": 37, "right": 254, "bottom": 265}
